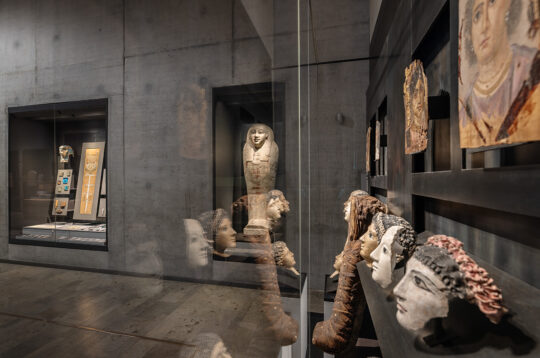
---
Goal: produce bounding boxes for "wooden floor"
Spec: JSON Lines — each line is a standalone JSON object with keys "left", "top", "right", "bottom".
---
{"left": 0, "top": 262, "right": 283, "bottom": 357}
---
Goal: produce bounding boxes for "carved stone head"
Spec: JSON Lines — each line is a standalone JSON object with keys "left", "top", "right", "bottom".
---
{"left": 198, "top": 209, "right": 237, "bottom": 254}
{"left": 272, "top": 241, "right": 295, "bottom": 266}
{"left": 266, "top": 189, "right": 290, "bottom": 229}
{"left": 272, "top": 241, "right": 299, "bottom": 275}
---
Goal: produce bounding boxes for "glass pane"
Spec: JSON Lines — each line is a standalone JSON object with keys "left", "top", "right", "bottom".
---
{"left": 3, "top": 0, "right": 315, "bottom": 356}
{"left": 9, "top": 100, "right": 108, "bottom": 248}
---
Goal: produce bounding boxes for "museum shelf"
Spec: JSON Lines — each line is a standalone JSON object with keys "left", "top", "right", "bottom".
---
{"left": 356, "top": 251, "right": 540, "bottom": 358}
{"left": 411, "top": 167, "right": 540, "bottom": 218}
{"left": 8, "top": 99, "right": 108, "bottom": 250}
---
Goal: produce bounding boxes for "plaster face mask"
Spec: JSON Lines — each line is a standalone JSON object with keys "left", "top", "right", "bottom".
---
{"left": 370, "top": 226, "right": 404, "bottom": 288}
{"left": 215, "top": 217, "right": 236, "bottom": 253}
{"left": 360, "top": 223, "right": 379, "bottom": 267}
{"left": 184, "top": 219, "right": 209, "bottom": 267}
{"left": 249, "top": 126, "right": 269, "bottom": 149}
{"left": 392, "top": 257, "right": 449, "bottom": 331}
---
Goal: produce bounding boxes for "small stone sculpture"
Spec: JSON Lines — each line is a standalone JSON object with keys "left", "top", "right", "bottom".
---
{"left": 393, "top": 235, "right": 508, "bottom": 332}
{"left": 58, "top": 145, "right": 74, "bottom": 164}
{"left": 198, "top": 209, "right": 237, "bottom": 258}
{"left": 266, "top": 189, "right": 290, "bottom": 232}
{"left": 184, "top": 219, "right": 209, "bottom": 267}
{"left": 404, "top": 59, "right": 429, "bottom": 154}
{"left": 243, "top": 124, "right": 279, "bottom": 234}
{"left": 370, "top": 222, "right": 416, "bottom": 288}
{"left": 272, "top": 241, "right": 299, "bottom": 276}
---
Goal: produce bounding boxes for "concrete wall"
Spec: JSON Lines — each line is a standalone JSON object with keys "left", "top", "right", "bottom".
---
{"left": 0, "top": 0, "right": 369, "bottom": 289}
{"left": 0, "top": 0, "right": 271, "bottom": 277}
{"left": 305, "top": 0, "right": 370, "bottom": 289}
{"left": 370, "top": 0, "right": 383, "bottom": 40}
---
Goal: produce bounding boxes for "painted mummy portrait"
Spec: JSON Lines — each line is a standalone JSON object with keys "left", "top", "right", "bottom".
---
{"left": 370, "top": 218, "right": 416, "bottom": 288}
{"left": 393, "top": 235, "right": 508, "bottom": 332}
{"left": 404, "top": 60, "right": 429, "bottom": 154}
{"left": 459, "top": 0, "right": 540, "bottom": 148}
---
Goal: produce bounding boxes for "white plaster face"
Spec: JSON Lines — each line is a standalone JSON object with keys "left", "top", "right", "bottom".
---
{"left": 184, "top": 219, "right": 209, "bottom": 267}
{"left": 370, "top": 226, "right": 403, "bottom": 288}
{"left": 249, "top": 126, "right": 269, "bottom": 149}
{"left": 392, "top": 257, "right": 449, "bottom": 331}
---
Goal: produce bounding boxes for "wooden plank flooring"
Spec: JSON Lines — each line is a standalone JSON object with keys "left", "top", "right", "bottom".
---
{"left": 0, "top": 263, "right": 283, "bottom": 357}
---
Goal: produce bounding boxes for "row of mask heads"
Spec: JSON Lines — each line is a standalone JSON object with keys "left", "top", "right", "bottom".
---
{"left": 183, "top": 189, "right": 299, "bottom": 275}
{"left": 333, "top": 190, "right": 508, "bottom": 333}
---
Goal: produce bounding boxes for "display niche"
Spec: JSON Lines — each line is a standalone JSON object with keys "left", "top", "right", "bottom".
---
{"left": 9, "top": 99, "right": 108, "bottom": 250}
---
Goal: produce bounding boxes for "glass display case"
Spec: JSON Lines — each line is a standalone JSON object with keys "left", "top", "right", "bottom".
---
{"left": 9, "top": 99, "right": 108, "bottom": 249}
{"left": 0, "top": 1, "right": 538, "bottom": 357}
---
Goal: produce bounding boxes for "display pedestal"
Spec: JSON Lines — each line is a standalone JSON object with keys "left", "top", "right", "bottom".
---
{"left": 323, "top": 274, "right": 338, "bottom": 358}
{"left": 279, "top": 275, "right": 307, "bottom": 358}
{"left": 16, "top": 223, "right": 106, "bottom": 246}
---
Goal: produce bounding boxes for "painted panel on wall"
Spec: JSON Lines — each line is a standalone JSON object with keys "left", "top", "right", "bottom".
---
{"left": 404, "top": 59, "right": 429, "bottom": 154}
{"left": 459, "top": 0, "right": 540, "bottom": 149}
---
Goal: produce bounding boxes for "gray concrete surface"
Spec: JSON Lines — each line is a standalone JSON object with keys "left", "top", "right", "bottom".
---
{"left": 0, "top": 0, "right": 370, "bottom": 291}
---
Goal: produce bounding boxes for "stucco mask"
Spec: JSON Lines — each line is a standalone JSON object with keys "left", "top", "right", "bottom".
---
{"left": 392, "top": 257, "right": 449, "bottom": 331}
{"left": 370, "top": 225, "right": 404, "bottom": 288}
